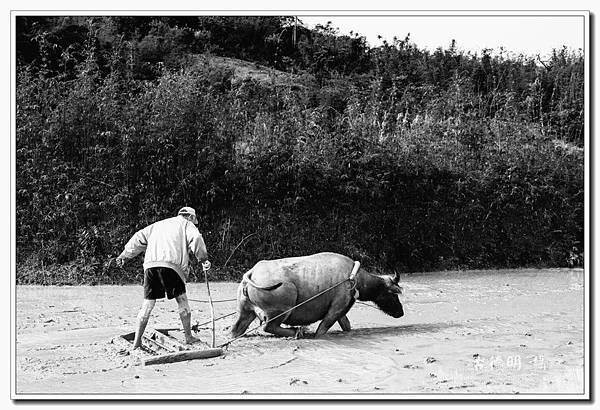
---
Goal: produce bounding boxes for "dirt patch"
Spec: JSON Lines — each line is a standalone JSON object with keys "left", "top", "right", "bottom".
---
{"left": 15, "top": 269, "right": 585, "bottom": 396}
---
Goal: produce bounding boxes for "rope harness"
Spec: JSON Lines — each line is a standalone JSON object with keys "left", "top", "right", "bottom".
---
{"left": 217, "top": 261, "right": 361, "bottom": 348}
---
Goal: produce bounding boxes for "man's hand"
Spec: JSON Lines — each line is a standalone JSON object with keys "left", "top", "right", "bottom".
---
{"left": 202, "top": 260, "right": 211, "bottom": 271}
{"left": 115, "top": 257, "right": 126, "bottom": 268}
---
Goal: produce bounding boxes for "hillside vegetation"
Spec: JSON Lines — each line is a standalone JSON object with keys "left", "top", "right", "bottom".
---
{"left": 16, "top": 16, "right": 584, "bottom": 284}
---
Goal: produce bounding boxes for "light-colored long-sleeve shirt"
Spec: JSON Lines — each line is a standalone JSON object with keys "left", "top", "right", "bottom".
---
{"left": 118, "top": 215, "right": 208, "bottom": 283}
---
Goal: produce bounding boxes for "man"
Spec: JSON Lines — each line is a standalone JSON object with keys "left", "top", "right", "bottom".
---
{"left": 116, "top": 206, "right": 211, "bottom": 350}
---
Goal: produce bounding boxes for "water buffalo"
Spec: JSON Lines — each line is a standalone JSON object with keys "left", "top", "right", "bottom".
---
{"left": 230, "top": 252, "right": 404, "bottom": 339}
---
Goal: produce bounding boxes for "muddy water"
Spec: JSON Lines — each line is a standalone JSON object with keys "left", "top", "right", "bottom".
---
{"left": 15, "top": 269, "right": 585, "bottom": 396}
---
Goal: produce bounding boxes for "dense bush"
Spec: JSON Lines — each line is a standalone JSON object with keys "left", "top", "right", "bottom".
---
{"left": 15, "top": 16, "right": 584, "bottom": 284}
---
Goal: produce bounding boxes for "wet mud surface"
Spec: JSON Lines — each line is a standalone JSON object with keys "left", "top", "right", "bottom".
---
{"left": 15, "top": 269, "right": 585, "bottom": 396}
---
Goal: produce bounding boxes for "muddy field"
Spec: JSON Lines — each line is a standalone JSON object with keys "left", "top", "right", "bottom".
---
{"left": 15, "top": 268, "right": 585, "bottom": 398}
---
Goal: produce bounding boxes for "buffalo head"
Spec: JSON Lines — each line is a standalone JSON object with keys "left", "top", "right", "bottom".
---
{"left": 362, "top": 270, "right": 404, "bottom": 318}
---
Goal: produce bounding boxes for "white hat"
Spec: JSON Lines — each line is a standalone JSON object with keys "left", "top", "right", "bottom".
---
{"left": 178, "top": 206, "right": 198, "bottom": 224}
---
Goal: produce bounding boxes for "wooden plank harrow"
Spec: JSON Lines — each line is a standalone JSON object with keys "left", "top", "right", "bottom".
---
{"left": 118, "top": 328, "right": 223, "bottom": 366}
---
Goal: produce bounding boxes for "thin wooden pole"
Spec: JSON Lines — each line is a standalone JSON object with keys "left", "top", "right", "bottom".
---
{"left": 203, "top": 265, "right": 216, "bottom": 348}
{"left": 143, "top": 348, "right": 222, "bottom": 366}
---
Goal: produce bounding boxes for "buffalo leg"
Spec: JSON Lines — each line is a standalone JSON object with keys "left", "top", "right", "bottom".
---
{"left": 316, "top": 296, "right": 353, "bottom": 337}
{"left": 260, "top": 282, "right": 301, "bottom": 338}
{"left": 231, "top": 308, "right": 257, "bottom": 338}
{"left": 337, "top": 315, "right": 351, "bottom": 332}
{"left": 263, "top": 316, "right": 301, "bottom": 338}
{"left": 315, "top": 306, "right": 348, "bottom": 337}
{"left": 314, "top": 315, "right": 338, "bottom": 338}
{"left": 231, "top": 284, "right": 258, "bottom": 338}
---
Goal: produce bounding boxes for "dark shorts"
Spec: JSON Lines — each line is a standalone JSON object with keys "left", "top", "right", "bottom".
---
{"left": 143, "top": 267, "right": 186, "bottom": 300}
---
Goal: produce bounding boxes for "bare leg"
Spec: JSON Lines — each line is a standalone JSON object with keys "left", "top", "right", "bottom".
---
{"left": 133, "top": 299, "right": 156, "bottom": 350}
{"left": 176, "top": 294, "right": 201, "bottom": 344}
{"left": 338, "top": 315, "right": 351, "bottom": 332}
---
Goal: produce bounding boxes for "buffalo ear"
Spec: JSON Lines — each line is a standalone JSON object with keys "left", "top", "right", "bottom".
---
{"left": 393, "top": 270, "right": 400, "bottom": 284}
